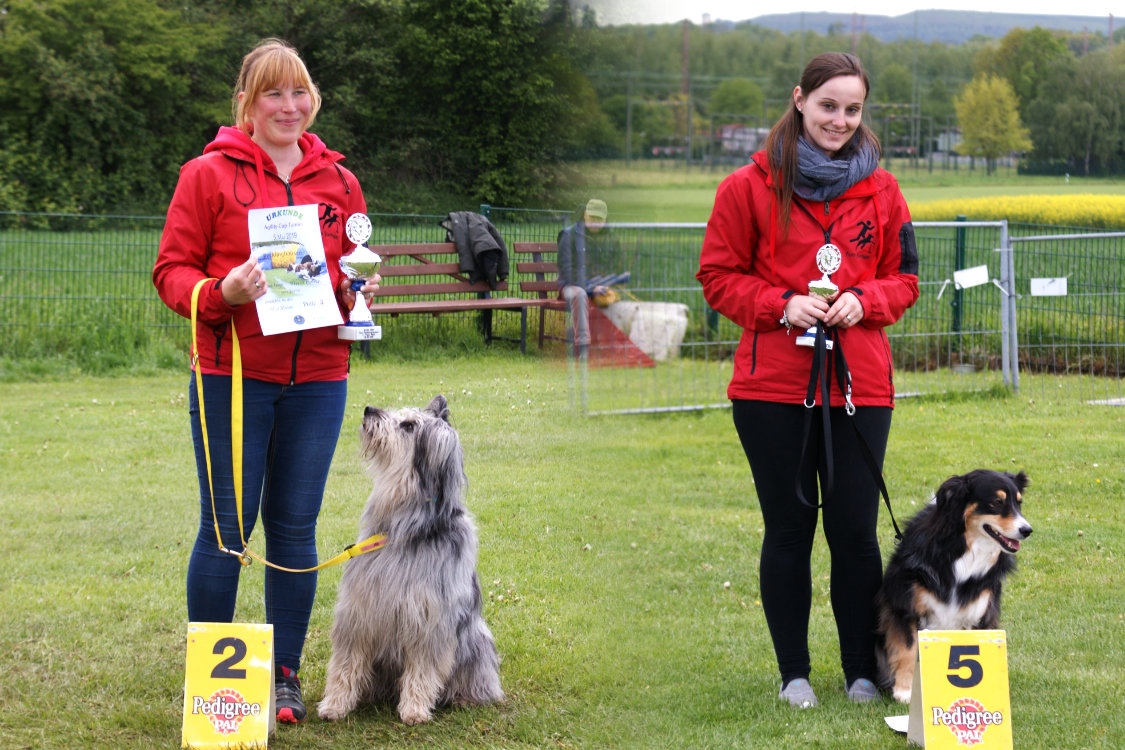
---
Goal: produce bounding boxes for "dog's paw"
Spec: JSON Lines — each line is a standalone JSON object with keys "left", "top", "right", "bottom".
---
{"left": 398, "top": 702, "right": 433, "bottom": 725}
{"left": 893, "top": 688, "right": 912, "bottom": 704}
{"left": 317, "top": 698, "right": 350, "bottom": 722}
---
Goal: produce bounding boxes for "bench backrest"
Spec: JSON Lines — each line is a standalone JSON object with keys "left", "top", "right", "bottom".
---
{"left": 367, "top": 241, "right": 563, "bottom": 302}
{"left": 369, "top": 243, "right": 505, "bottom": 298}
{"left": 512, "top": 241, "right": 559, "bottom": 299}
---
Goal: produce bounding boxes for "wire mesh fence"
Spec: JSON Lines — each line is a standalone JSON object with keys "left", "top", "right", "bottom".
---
{"left": 1, "top": 211, "right": 1122, "bottom": 409}
{"left": 574, "top": 220, "right": 1125, "bottom": 413}
{"left": 1010, "top": 227, "right": 1125, "bottom": 405}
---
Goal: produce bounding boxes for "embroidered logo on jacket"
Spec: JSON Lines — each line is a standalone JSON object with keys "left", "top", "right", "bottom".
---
{"left": 851, "top": 220, "right": 876, "bottom": 249}
{"left": 846, "top": 219, "right": 877, "bottom": 260}
{"left": 320, "top": 203, "right": 342, "bottom": 238}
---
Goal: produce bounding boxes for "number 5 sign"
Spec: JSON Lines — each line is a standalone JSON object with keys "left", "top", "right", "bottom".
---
{"left": 182, "top": 622, "right": 274, "bottom": 749}
{"left": 907, "top": 630, "right": 1013, "bottom": 748}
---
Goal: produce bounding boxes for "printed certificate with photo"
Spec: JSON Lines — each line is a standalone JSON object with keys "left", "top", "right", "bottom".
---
{"left": 247, "top": 203, "right": 342, "bottom": 335}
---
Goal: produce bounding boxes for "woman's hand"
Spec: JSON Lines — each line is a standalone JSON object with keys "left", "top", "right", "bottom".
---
{"left": 339, "top": 273, "right": 382, "bottom": 310}
{"left": 824, "top": 291, "right": 863, "bottom": 329}
{"left": 782, "top": 294, "right": 830, "bottom": 330}
{"left": 221, "top": 258, "right": 267, "bottom": 305}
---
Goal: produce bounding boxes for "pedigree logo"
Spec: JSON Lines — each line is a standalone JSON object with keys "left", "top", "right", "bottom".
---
{"left": 931, "top": 696, "right": 1004, "bottom": 746}
{"left": 191, "top": 688, "right": 262, "bottom": 736}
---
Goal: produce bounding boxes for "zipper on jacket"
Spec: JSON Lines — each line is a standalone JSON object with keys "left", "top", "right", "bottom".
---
{"left": 281, "top": 176, "right": 301, "bottom": 385}
{"left": 289, "top": 331, "right": 302, "bottom": 385}
{"left": 824, "top": 200, "right": 830, "bottom": 216}
{"left": 212, "top": 325, "right": 227, "bottom": 368}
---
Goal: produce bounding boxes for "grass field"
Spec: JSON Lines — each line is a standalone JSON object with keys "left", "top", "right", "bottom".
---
{"left": 1, "top": 351, "right": 1122, "bottom": 748}
{"left": 577, "top": 160, "right": 1125, "bottom": 223}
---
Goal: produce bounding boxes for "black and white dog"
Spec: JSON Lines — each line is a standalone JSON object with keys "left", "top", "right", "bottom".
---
{"left": 876, "top": 470, "right": 1033, "bottom": 703}
{"left": 318, "top": 395, "right": 503, "bottom": 725}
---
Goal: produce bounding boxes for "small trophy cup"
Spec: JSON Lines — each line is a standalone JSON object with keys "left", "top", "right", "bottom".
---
{"left": 337, "top": 213, "right": 383, "bottom": 341}
{"left": 795, "top": 243, "right": 842, "bottom": 349}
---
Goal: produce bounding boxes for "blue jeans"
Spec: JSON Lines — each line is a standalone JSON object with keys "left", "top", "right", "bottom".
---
{"left": 187, "top": 374, "right": 347, "bottom": 673}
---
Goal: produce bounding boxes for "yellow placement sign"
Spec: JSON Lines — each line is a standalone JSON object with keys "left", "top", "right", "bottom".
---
{"left": 182, "top": 622, "right": 274, "bottom": 749}
{"left": 908, "top": 630, "right": 1013, "bottom": 749}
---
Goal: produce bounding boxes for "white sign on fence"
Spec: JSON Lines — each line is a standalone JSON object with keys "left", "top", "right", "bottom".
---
{"left": 953, "top": 265, "right": 990, "bottom": 290}
{"left": 1029, "top": 277, "right": 1068, "bottom": 296}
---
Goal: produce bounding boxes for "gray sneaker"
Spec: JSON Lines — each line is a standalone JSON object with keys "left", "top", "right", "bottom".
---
{"left": 779, "top": 678, "right": 818, "bottom": 708}
{"left": 846, "top": 677, "right": 878, "bottom": 703}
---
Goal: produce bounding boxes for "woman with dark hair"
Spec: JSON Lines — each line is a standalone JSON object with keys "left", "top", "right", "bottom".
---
{"left": 697, "top": 52, "right": 919, "bottom": 708}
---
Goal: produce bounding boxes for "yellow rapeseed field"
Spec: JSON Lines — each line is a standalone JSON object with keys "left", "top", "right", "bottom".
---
{"left": 908, "top": 194, "right": 1125, "bottom": 229}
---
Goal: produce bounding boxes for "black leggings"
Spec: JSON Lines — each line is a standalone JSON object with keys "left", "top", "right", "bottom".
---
{"left": 732, "top": 400, "right": 891, "bottom": 687}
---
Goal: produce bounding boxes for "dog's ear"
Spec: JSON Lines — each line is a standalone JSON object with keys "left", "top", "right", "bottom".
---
{"left": 412, "top": 417, "right": 464, "bottom": 505}
{"left": 1007, "top": 471, "right": 1029, "bottom": 494}
{"left": 934, "top": 473, "right": 972, "bottom": 524}
{"left": 935, "top": 473, "right": 969, "bottom": 504}
{"left": 426, "top": 394, "right": 450, "bottom": 423}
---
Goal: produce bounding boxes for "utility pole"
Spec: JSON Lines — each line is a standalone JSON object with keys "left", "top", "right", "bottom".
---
{"left": 625, "top": 74, "right": 633, "bottom": 165}
{"left": 682, "top": 20, "right": 692, "bottom": 166}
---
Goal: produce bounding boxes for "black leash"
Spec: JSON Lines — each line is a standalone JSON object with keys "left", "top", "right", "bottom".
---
{"left": 795, "top": 324, "right": 904, "bottom": 542}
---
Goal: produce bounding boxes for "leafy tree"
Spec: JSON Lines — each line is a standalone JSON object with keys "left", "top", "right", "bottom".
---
{"left": 0, "top": 0, "right": 229, "bottom": 213}
{"left": 630, "top": 100, "right": 677, "bottom": 157}
{"left": 974, "top": 27, "right": 1067, "bottom": 118}
{"left": 954, "top": 74, "right": 1032, "bottom": 175}
{"left": 707, "top": 79, "right": 764, "bottom": 121}
{"left": 921, "top": 78, "right": 955, "bottom": 123}
{"left": 379, "top": 0, "right": 579, "bottom": 205}
{"left": 874, "top": 63, "right": 913, "bottom": 104}
{"left": 1027, "top": 52, "right": 1125, "bottom": 176}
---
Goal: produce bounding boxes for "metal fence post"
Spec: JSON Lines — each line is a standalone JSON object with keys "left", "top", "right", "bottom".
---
{"left": 952, "top": 215, "right": 965, "bottom": 347}
{"left": 1001, "top": 221, "right": 1019, "bottom": 393}
{"left": 997, "top": 220, "right": 1017, "bottom": 392}
{"left": 999, "top": 224, "right": 1010, "bottom": 389}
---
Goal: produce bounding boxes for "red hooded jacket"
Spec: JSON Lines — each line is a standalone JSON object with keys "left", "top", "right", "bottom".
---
{"left": 154, "top": 126, "right": 367, "bottom": 384}
{"left": 697, "top": 150, "right": 919, "bottom": 407}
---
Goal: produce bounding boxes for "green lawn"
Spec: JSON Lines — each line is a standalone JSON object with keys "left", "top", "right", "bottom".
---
{"left": 575, "top": 160, "right": 1125, "bottom": 223}
{"left": 1, "top": 351, "right": 1121, "bottom": 748}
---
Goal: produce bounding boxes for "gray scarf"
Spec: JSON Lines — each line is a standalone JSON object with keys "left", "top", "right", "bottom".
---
{"left": 793, "top": 136, "right": 878, "bottom": 202}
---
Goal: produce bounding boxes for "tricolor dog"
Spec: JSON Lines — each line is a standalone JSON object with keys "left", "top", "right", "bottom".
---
{"left": 876, "top": 470, "right": 1033, "bottom": 703}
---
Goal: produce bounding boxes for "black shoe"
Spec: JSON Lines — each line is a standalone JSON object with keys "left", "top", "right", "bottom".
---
{"left": 275, "top": 665, "right": 306, "bottom": 724}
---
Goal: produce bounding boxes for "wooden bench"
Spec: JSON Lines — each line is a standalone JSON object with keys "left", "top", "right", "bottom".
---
{"left": 367, "top": 243, "right": 536, "bottom": 351}
{"left": 512, "top": 242, "right": 567, "bottom": 349}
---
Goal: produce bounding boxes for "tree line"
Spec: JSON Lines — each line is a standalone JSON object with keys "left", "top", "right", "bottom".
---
{"left": 0, "top": 0, "right": 586, "bottom": 215}
{"left": 574, "top": 19, "right": 1125, "bottom": 176}
{"left": 2, "top": 1, "right": 1122, "bottom": 218}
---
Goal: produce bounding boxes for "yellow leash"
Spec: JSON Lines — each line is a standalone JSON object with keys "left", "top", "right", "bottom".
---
{"left": 190, "top": 278, "right": 385, "bottom": 572}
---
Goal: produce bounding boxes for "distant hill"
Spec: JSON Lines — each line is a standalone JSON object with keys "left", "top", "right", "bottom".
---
{"left": 739, "top": 10, "right": 1115, "bottom": 45}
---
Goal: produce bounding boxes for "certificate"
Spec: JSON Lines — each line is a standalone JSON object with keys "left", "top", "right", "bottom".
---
{"left": 247, "top": 204, "right": 342, "bottom": 336}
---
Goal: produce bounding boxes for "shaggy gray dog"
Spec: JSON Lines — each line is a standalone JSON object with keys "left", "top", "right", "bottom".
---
{"left": 318, "top": 395, "right": 503, "bottom": 725}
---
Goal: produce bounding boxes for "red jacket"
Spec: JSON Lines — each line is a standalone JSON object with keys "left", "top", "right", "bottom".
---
{"left": 154, "top": 126, "right": 367, "bottom": 384}
{"left": 697, "top": 151, "right": 919, "bottom": 407}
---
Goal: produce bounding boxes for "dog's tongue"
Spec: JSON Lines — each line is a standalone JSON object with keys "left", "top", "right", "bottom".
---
{"left": 1007, "top": 538, "right": 1021, "bottom": 552}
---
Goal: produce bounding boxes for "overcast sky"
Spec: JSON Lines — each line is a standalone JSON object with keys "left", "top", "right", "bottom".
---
{"left": 587, "top": 1, "right": 1121, "bottom": 26}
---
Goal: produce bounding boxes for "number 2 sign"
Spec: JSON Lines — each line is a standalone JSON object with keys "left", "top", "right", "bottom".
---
{"left": 907, "top": 630, "right": 1013, "bottom": 749}
{"left": 182, "top": 622, "right": 274, "bottom": 749}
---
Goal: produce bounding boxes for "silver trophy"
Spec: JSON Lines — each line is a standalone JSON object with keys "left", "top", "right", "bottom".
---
{"left": 795, "top": 243, "right": 842, "bottom": 349}
{"left": 337, "top": 213, "right": 383, "bottom": 341}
